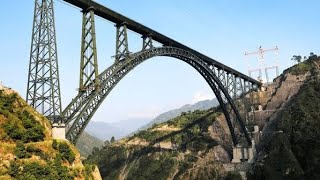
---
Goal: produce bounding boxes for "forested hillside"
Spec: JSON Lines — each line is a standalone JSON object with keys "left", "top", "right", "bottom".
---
{"left": 85, "top": 107, "right": 241, "bottom": 179}
{"left": 0, "top": 86, "right": 100, "bottom": 179}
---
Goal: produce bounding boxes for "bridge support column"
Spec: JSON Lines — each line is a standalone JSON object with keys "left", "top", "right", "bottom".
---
{"left": 79, "top": 8, "right": 99, "bottom": 92}
{"left": 252, "top": 125, "right": 261, "bottom": 144}
{"left": 52, "top": 123, "right": 66, "bottom": 140}
{"left": 231, "top": 142, "right": 255, "bottom": 163}
{"left": 142, "top": 35, "right": 153, "bottom": 50}
{"left": 26, "top": 0, "right": 62, "bottom": 122}
{"left": 115, "top": 23, "right": 130, "bottom": 61}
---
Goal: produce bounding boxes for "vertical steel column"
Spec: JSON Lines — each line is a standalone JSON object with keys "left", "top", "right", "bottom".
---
{"left": 79, "top": 8, "right": 99, "bottom": 92}
{"left": 142, "top": 35, "right": 153, "bottom": 50}
{"left": 218, "top": 69, "right": 227, "bottom": 89}
{"left": 236, "top": 77, "right": 248, "bottom": 123}
{"left": 232, "top": 75, "right": 237, "bottom": 98}
{"left": 248, "top": 82, "right": 256, "bottom": 123}
{"left": 209, "top": 65, "right": 216, "bottom": 75}
{"left": 239, "top": 78, "right": 243, "bottom": 96}
{"left": 265, "top": 68, "right": 269, "bottom": 84}
{"left": 226, "top": 73, "right": 236, "bottom": 99}
{"left": 115, "top": 23, "right": 130, "bottom": 61}
{"left": 26, "top": 0, "right": 62, "bottom": 121}
{"left": 239, "top": 78, "right": 245, "bottom": 97}
{"left": 243, "top": 81, "right": 248, "bottom": 93}
{"left": 248, "top": 82, "right": 256, "bottom": 110}
{"left": 243, "top": 80, "right": 250, "bottom": 120}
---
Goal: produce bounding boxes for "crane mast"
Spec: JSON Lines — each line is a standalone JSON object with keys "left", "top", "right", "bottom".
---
{"left": 245, "top": 46, "right": 279, "bottom": 83}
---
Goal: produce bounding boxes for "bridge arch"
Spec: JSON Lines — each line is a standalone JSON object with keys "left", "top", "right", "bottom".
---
{"left": 64, "top": 46, "right": 251, "bottom": 146}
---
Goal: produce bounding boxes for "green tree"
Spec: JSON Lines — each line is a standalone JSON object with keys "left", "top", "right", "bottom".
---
{"left": 58, "top": 142, "right": 76, "bottom": 164}
{"left": 110, "top": 136, "right": 115, "bottom": 143}
{"left": 52, "top": 139, "right": 58, "bottom": 149}
{"left": 104, "top": 140, "right": 110, "bottom": 146}
{"left": 309, "top": 52, "right": 317, "bottom": 60}
{"left": 291, "top": 55, "right": 302, "bottom": 63}
{"left": 14, "top": 141, "right": 30, "bottom": 159}
{"left": 92, "top": 147, "right": 100, "bottom": 155}
{"left": 225, "top": 171, "right": 242, "bottom": 180}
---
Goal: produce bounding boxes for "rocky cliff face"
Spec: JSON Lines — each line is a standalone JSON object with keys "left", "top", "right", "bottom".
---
{"left": 0, "top": 85, "right": 101, "bottom": 179}
{"left": 248, "top": 57, "right": 320, "bottom": 179}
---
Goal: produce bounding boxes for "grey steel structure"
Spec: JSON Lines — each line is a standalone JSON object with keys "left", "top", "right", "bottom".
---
{"left": 26, "top": 0, "right": 62, "bottom": 122}
{"left": 79, "top": 8, "right": 99, "bottom": 92}
{"left": 27, "top": 0, "right": 262, "bottom": 149}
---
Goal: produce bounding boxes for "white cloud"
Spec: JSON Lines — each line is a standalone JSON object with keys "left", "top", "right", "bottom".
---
{"left": 191, "top": 90, "right": 214, "bottom": 103}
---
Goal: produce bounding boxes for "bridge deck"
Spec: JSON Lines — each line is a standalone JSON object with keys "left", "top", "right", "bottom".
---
{"left": 63, "top": 0, "right": 261, "bottom": 85}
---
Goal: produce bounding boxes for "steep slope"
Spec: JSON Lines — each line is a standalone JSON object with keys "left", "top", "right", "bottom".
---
{"left": 85, "top": 108, "right": 235, "bottom": 180}
{"left": 248, "top": 133, "right": 304, "bottom": 179}
{"left": 0, "top": 85, "right": 101, "bottom": 179}
{"left": 77, "top": 131, "right": 104, "bottom": 157}
{"left": 249, "top": 56, "right": 320, "bottom": 179}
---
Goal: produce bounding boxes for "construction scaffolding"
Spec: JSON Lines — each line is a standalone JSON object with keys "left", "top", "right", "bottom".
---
{"left": 245, "top": 46, "right": 279, "bottom": 84}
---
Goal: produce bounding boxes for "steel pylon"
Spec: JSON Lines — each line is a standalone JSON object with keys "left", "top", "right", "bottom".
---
{"left": 79, "top": 8, "right": 99, "bottom": 91}
{"left": 115, "top": 23, "right": 130, "bottom": 61}
{"left": 142, "top": 35, "right": 153, "bottom": 50}
{"left": 26, "top": 0, "right": 62, "bottom": 122}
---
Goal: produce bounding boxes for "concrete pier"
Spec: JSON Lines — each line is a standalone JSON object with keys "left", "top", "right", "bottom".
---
{"left": 52, "top": 123, "right": 66, "bottom": 140}
{"left": 231, "top": 141, "right": 255, "bottom": 163}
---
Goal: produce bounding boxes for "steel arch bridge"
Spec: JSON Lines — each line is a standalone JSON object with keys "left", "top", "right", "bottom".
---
{"left": 63, "top": 46, "right": 258, "bottom": 145}
{"left": 26, "top": 0, "right": 261, "bottom": 149}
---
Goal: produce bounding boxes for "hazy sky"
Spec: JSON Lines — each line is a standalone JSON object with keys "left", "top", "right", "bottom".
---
{"left": 1, "top": 0, "right": 320, "bottom": 124}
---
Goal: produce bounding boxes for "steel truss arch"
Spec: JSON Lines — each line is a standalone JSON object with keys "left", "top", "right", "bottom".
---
{"left": 65, "top": 47, "right": 252, "bottom": 146}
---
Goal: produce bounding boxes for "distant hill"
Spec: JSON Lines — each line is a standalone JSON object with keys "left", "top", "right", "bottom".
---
{"left": 82, "top": 99, "right": 219, "bottom": 142}
{"left": 77, "top": 131, "right": 104, "bottom": 157}
{"left": 84, "top": 119, "right": 149, "bottom": 141}
{"left": 138, "top": 99, "right": 219, "bottom": 131}
{"left": 85, "top": 121, "right": 125, "bottom": 141}
{"left": 76, "top": 98, "right": 219, "bottom": 159}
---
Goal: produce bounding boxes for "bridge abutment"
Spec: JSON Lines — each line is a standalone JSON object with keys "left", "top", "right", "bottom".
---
{"left": 231, "top": 142, "right": 255, "bottom": 163}
{"left": 52, "top": 123, "right": 66, "bottom": 140}
{"left": 231, "top": 126, "right": 261, "bottom": 163}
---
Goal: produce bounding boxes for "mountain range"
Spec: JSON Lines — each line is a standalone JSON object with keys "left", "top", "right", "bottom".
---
{"left": 76, "top": 98, "right": 219, "bottom": 156}
{"left": 83, "top": 98, "right": 219, "bottom": 141}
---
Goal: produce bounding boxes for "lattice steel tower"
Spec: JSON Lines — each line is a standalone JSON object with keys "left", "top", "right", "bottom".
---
{"left": 26, "top": 0, "right": 62, "bottom": 122}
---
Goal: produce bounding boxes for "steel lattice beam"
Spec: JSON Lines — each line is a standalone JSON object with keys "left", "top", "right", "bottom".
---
{"left": 62, "top": 0, "right": 261, "bottom": 86}
{"left": 26, "top": 0, "right": 62, "bottom": 121}
{"left": 65, "top": 47, "right": 253, "bottom": 146}
{"left": 59, "top": 0, "right": 261, "bottom": 147}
